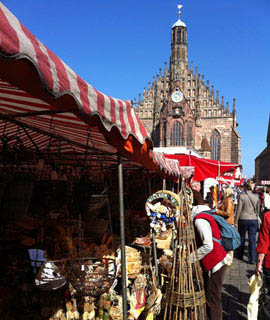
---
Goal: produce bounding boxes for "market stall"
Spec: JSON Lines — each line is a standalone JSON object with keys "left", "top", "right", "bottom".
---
{"left": 0, "top": 3, "right": 182, "bottom": 320}
{"left": 164, "top": 154, "right": 239, "bottom": 182}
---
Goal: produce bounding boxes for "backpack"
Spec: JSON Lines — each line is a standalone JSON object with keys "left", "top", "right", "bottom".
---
{"left": 200, "top": 211, "right": 241, "bottom": 251}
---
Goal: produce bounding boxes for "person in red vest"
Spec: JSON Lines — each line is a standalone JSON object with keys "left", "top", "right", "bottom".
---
{"left": 256, "top": 207, "right": 270, "bottom": 285}
{"left": 191, "top": 204, "right": 231, "bottom": 320}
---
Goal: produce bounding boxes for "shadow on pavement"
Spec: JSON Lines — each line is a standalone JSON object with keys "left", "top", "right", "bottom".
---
{"left": 222, "top": 284, "right": 249, "bottom": 320}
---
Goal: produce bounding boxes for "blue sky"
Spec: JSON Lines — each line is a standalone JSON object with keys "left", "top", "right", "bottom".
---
{"left": 2, "top": 0, "right": 270, "bottom": 178}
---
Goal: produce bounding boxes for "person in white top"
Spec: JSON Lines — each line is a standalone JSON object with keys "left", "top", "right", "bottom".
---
{"left": 191, "top": 205, "right": 230, "bottom": 320}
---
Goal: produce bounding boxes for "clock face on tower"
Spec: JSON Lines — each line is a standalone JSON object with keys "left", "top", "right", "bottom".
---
{"left": 171, "top": 91, "right": 183, "bottom": 103}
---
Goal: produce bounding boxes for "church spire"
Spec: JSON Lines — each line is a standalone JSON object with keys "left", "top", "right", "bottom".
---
{"left": 170, "top": 3, "right": 188, "bottom": 81}
{"left": 267, "top": 115, "right": 270, "bottom": 147}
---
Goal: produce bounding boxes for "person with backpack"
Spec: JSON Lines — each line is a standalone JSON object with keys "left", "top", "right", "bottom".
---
{"left": 235, "top": 182, "right": 260, "bottom": 264}
{"left": 191, "top": 204, "right": 231, "bottom": 320}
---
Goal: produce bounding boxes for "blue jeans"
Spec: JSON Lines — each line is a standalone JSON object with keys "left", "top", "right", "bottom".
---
{"left": 237, "top": 219, "right": 258, "bottom": 262}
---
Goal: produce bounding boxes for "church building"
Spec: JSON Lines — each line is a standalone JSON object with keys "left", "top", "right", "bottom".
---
{"left": 255, "top": 117, "right": 270, "bottom": 184}
{"left": 133, "top": 5, "right": 241, "bottom": 164}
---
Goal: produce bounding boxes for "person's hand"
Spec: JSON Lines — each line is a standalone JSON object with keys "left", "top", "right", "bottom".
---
{"left": 256, "top": 260, "right": 263, "bottom": 275}
{"left": 234, "top": 224, "right": 238, "bottom": 228}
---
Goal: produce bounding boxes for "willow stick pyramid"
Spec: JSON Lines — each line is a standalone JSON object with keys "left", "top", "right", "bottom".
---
{"left": 163, "top": 181, "right": 206, "bottom": 320}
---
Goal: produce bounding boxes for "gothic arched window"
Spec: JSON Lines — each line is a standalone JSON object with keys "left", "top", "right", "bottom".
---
{"left": 177, "top": 30, "right": 181, "bottom": 42}
{"left": 210, "top": 130, "right": 221, "bottom": 160}
{"left": 186, "top": 122, "right": 193, "bottom": 146}
{"left": 170, "top": 121, "right": 183, "bottom": 146}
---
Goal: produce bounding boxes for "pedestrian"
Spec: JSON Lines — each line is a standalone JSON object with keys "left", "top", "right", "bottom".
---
{"left": 256, "top": 206, "right": 270, "bottom": 319}
{"left": 205, "top": 186, "right": 216, "bottom": 209}
{"left": 216, "top": 187, "right": 235, "bottom": 266}
{"left": 235, "top": 182, "right": 260, "bottom": 264}
{"left": 256, "top": 207, "right": 270, "bottom": 282}
{"left": 264, "top": 187, "right": 270, "bottom": 213}
{"left": 190, "top": 180, "right": 204, "bottom": 206}
{"left": 191, "top": 204, "right": 230, "bottom": 320}
{"left": 216, "top": 187, "right": 235, "bottom": 225}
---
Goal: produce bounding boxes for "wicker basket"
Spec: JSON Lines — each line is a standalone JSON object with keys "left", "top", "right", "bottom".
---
{"left": 34, "top": 259, "right": 68, "bottom": 291}
{"left": 164, "top": 290, "right": 206, "bottom": 308}
{"left": 87, "top": 194, "right": 108, "bottom": 220}
{"left": 69, "top": 257, "right": 116, "bottom": 296}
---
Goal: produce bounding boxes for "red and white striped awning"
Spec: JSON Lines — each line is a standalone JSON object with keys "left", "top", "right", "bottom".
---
{"left": 0, "top": 2, "right": 180, "bottom": 178}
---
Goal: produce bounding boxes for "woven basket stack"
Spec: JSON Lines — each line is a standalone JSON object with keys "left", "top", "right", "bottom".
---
{"left": 123, "top": 246, "right": 142, "bottom": 279}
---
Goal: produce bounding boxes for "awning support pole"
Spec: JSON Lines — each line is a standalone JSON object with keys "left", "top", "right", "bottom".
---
{"left": 163, "top": 177, "right": 166, "bottom": 190}
{"left": 148, "top": 173, "right": 159, "bottom": 284}
{"left": 118, "top": 154, "right": 128, "bottom": 320}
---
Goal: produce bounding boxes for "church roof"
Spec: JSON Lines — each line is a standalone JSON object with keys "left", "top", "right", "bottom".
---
{"left": 255, "top": 146, "right": 270, "bottom": 161}
{"left": 172, "top": 18, "right": 186, "bottom": 28}
{"left": 267, "top": 115, "right": 270, "bottom": 147}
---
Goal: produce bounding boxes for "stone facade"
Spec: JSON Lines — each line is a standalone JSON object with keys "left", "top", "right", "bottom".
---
{"left": 255, "top": 118, "right": 270, "bottom": 184}
{"left": 133, "top": 7, "right": 241, "bottom": 164}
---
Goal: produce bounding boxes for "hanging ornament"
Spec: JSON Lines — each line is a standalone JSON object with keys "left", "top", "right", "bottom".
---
{"left": 145, "top": 190, "right": 180, "bottom": 234}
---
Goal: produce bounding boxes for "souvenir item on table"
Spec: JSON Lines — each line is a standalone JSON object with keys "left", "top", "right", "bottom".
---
{"left": 145, "top": 190, "right": 180, "bottom": 234}
{"left": 66, "top": 300, "right": 75, "bottom": 320}
{"left": 155, "top": 229, "right": 173, "bottom": 250}
{"left": 69, "top": 257, "right": 116, "bottom": 296}
{"left": 35, "top": 260, "right": 67, "bottom": 290}
{"left": 119, "top": 246, "right": 142, "bottom": 279}
{"left": 98, "top": 293, "right": 111, "bottom": 320}
{"left": 72, "top": 298, "right": 80, "bottom": 319}
{"left": 110, "top": 291, "right": 123, "bottom": 320}
{"left": 159, "top": 250, "right": 173, "bottom": 273}
{"left": 133, "top": 236, "right": 151, "bottom": 246}
{"left": 83, "top": 299, "right": 96, "bottom": 320}
{"left": 49, "top": 308, "right": 65, "bottom": 320}
{"left": 145, "top": 287, "right": 162, "bottom": 319}
{"left": 128, "top": 274, "right": 147, "bottom": 320}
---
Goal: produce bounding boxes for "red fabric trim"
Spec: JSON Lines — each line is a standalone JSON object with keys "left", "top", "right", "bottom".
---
{"left": 165, "top": 154, "right": 239, "bottom": 181}
{"left": 0, "top": 8, "right": 20, "bottom": 54}
{"left": 194, "top": 213, "right": 227, "bottom": 271}
{"left": 257, "top": 211, "right": 270, "bottom": 268}
{"left": 77, "top": 75, "right": 90, "bottom": 114}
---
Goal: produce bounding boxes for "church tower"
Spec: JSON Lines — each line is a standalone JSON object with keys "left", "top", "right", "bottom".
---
{"left": 170, "top": 4, "right": 188, "bottom": 81}
{"left": 134, "top": 4, "right": 241, "bottom": 164}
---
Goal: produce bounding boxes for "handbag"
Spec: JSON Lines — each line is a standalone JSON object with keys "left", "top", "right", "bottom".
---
{"left": 258, "top": 274, "right": 270, "bottom": 320}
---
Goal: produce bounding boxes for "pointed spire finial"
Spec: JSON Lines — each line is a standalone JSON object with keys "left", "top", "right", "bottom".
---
{"left": 177, "top": 4, "right": 183, "bottom": 19}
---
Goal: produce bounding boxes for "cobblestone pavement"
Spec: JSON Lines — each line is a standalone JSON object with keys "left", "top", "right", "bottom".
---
{"left": 222, "top": 244, "right": 257, "bottom": 319}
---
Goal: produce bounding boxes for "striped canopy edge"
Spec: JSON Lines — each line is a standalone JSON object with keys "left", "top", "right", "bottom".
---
{"left": 0, "top": 2, "right": 151, "bottom": 147}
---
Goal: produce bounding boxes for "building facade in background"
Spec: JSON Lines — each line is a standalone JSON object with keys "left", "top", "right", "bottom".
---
{"left": 255, "top": 117, "right": 270, "bottom": 184}
{"left": 133, "top": 5, "right": 241, "bottom": 164}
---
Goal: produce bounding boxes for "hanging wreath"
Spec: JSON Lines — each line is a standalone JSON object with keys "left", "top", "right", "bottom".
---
{"left": 145, "top": 190, "right": 180, "bottom": 233}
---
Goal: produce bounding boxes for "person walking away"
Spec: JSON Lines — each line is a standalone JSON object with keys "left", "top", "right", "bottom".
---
{"left": 205, "top": 186, "right": 216, "bottom": 209}
{"left": 235, "top": 182, "right": 260, "bottom": 264}
{"left": 256, "top": 206, "right": 270, "bottom": 319}
{"left": 191, "top": 204, "right": 230, "bottom": 320}
{"left": 216, "top": 187, "right": 235, "bottom": 265}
